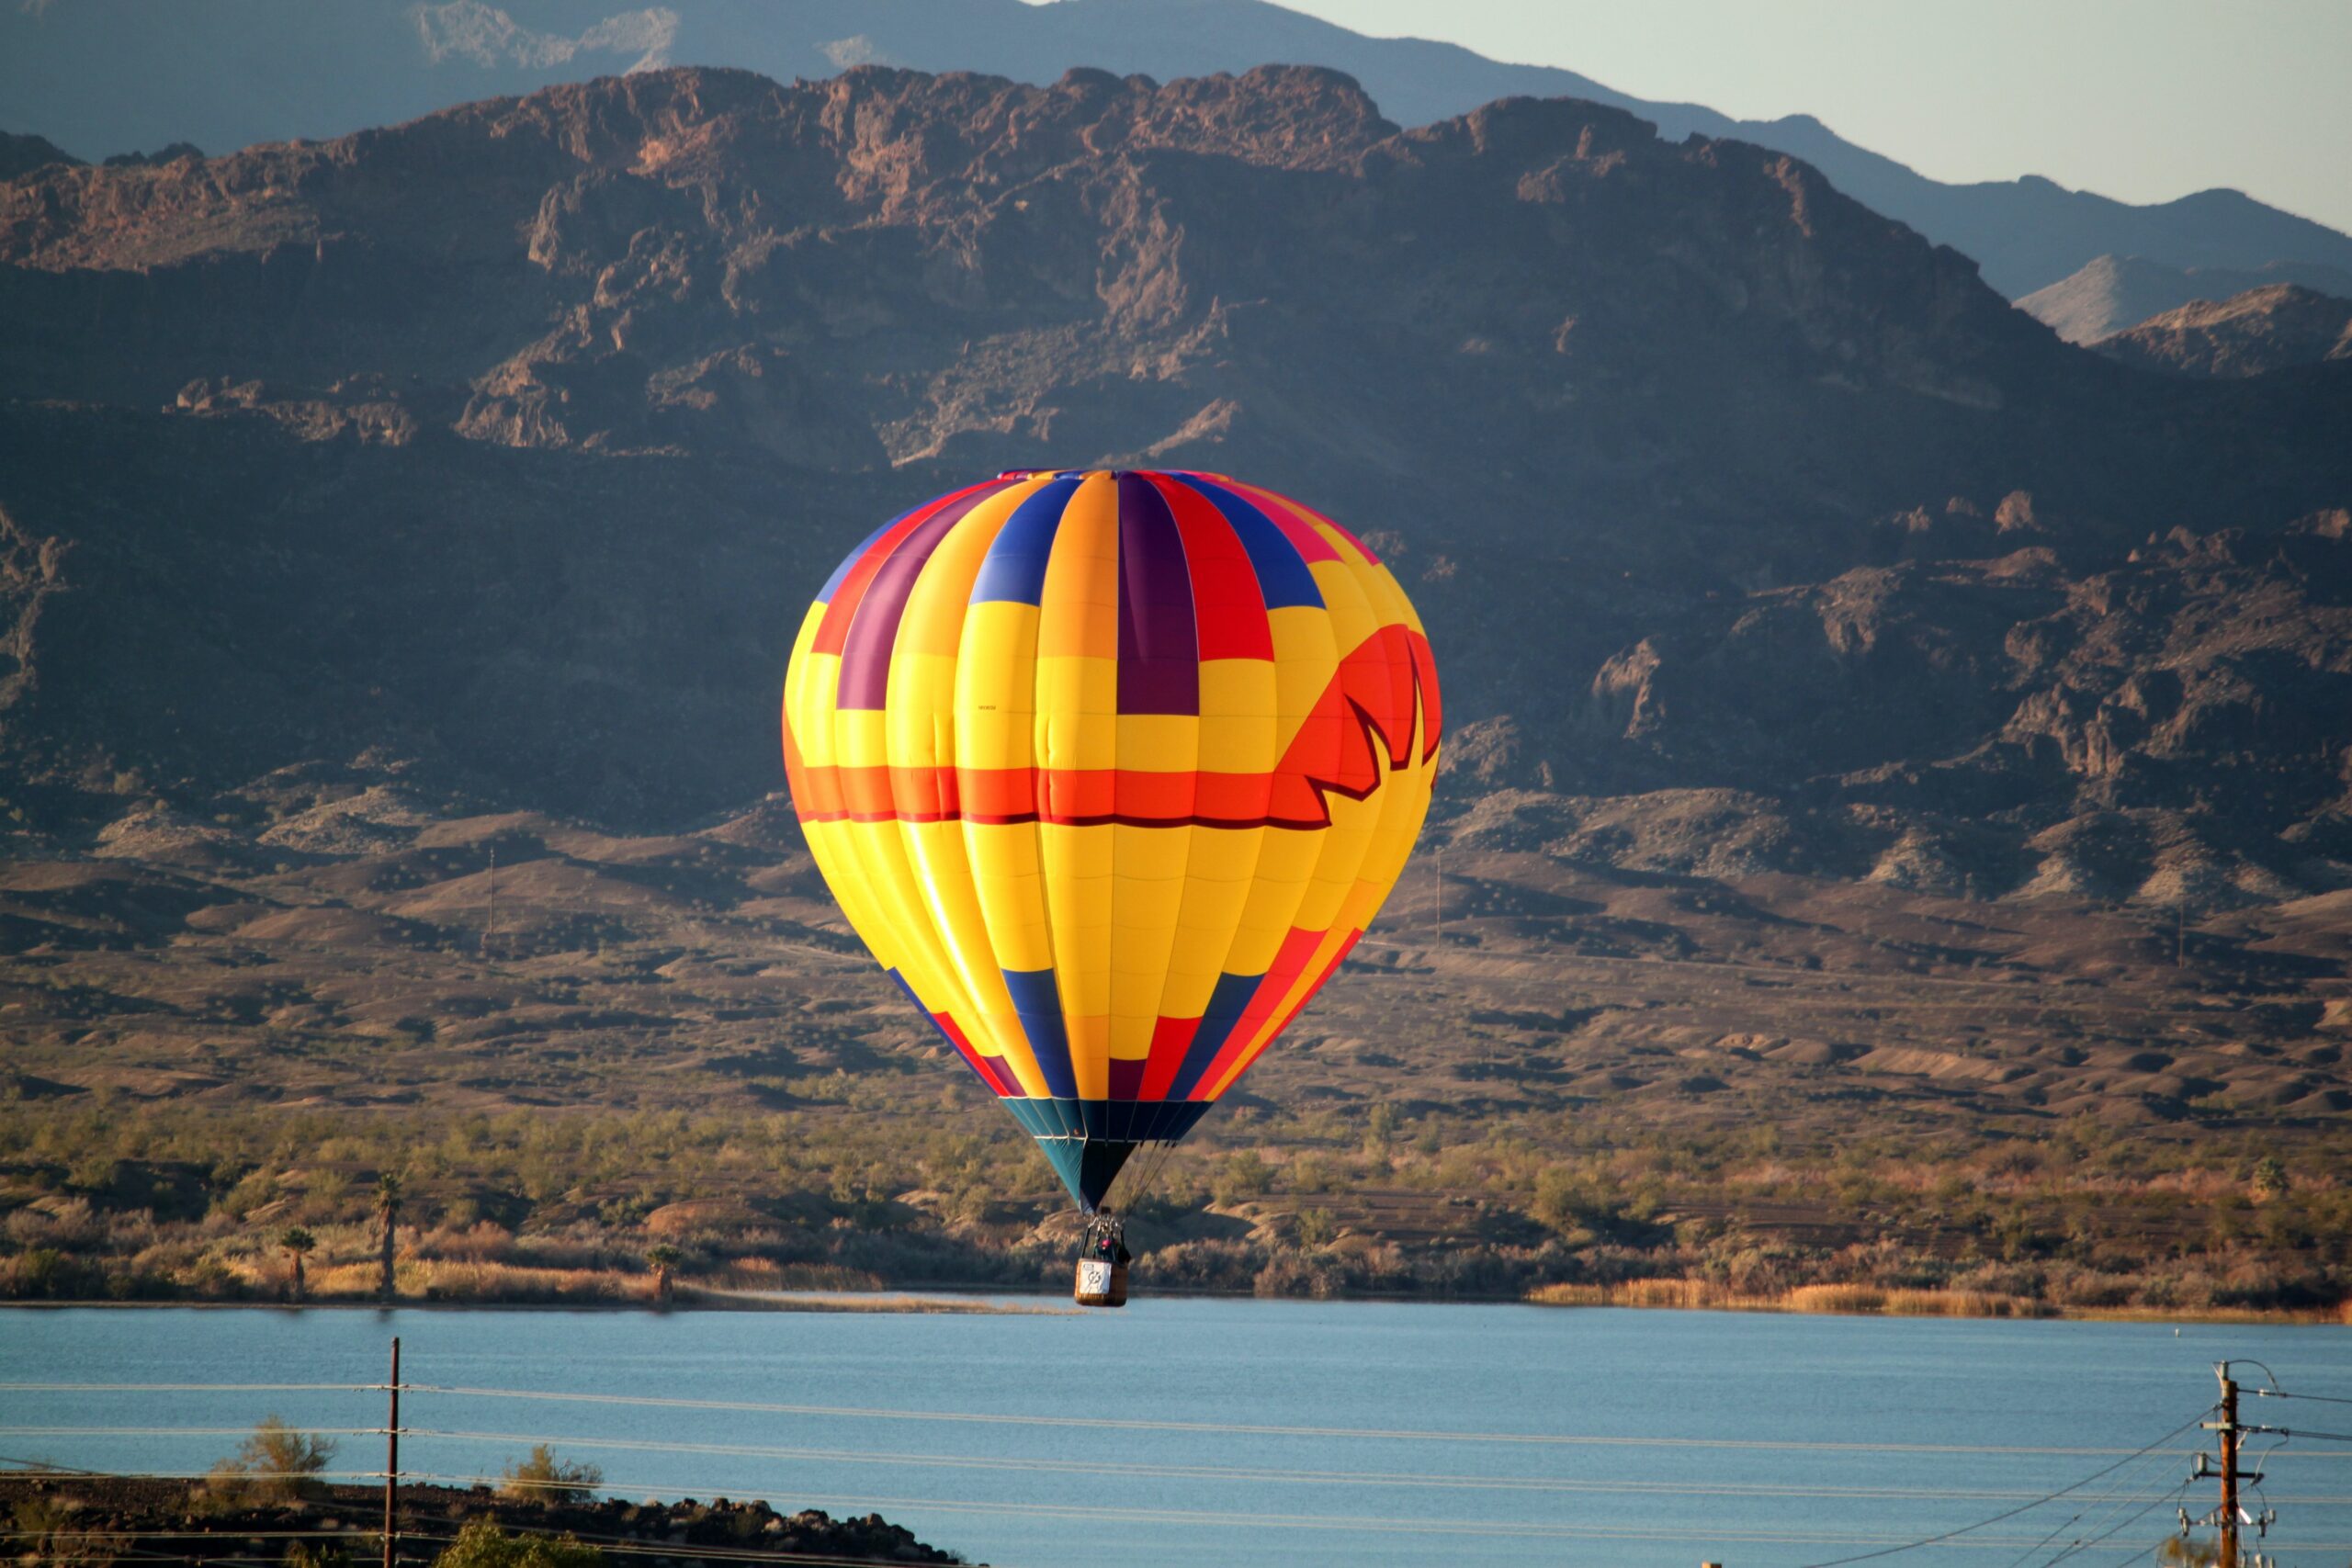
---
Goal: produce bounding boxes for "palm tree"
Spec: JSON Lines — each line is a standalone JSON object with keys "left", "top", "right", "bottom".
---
{"left": 645, "top": 1244, "right": 681, "bottom": 1305}
{"left": 373, "top": 1173, "right": 402, "bottom": 1302}
{"left": 279, "top": 1227, "right": 316, "bottom": 1303}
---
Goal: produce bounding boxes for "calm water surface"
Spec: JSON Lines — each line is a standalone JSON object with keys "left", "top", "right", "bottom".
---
{"left": 4, "top": 1301, "right": 2348, "bottom": 1567}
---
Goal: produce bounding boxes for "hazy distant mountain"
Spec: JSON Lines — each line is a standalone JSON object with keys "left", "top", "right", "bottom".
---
{"left": 6, "top": 0, "right": 2352, "bottom": 299}
{"left": 2018, "top": 254, "right": 2352, "bottom": 344}
{"left": 2092, "top": 284, "right": 2352, "bottom": 379}
{"left": 4, "top": 64, "right": 2350, "bottom": 908}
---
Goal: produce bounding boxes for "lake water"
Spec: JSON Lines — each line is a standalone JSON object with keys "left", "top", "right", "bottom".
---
{"left": 4, "top": 1300, "right": 2349, "bottom": 1568}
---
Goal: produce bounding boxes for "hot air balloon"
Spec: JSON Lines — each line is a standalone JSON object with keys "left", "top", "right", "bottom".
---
{"left": 780, "top": 468, "right": 1441, "bottom": 1303}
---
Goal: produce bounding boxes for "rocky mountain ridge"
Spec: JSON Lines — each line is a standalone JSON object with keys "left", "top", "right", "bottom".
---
{"left": 5, "top": 0, "right": 2350, "bottom": 298}
{"left": 0, "top": 64, "right": 2348, "bottom": 909}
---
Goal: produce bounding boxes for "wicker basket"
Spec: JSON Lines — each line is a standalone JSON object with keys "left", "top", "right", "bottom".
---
{"left": 1074, "top": 1258, "right": 1129, "bottom": 1307}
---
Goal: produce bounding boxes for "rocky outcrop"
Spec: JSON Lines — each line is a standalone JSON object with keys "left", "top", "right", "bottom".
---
{"left": 2094, "top": 283, "right": 2352, "bottom": 378}
{"left": 0, "top": 130, "right": 80, "bottom": 181}
{"left": 2017, "top": 253, "right": 2352, "bottom": 344}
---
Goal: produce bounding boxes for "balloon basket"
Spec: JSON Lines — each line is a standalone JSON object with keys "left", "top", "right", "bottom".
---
{"left": 1074, "top": 1258, "right": 1128, "bottom": 1308}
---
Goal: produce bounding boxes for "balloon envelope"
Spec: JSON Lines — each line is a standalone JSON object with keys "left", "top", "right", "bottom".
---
{"left": 782, "top": 468, "right": 1441, "bottom": 1209}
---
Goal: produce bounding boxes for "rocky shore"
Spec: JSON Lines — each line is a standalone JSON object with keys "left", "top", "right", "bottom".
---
{"left": 0, "top": 1473, "right": 968, "bottom": 1565}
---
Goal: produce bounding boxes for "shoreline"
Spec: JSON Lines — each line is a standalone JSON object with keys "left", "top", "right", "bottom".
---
{"left": 5, "top": 1289, "right": 2341, "bottom": 1327}
{"left": 0, "top": 1289, "right": 1065, "bottom": 1315}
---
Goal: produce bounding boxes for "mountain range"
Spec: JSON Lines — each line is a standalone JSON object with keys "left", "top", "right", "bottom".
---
{"left": 2018, "top": 254, "right": 2352, "bottom": 344}
{"left": 5, "top": 0, "right": 2351, "bottom": 299}
{"left": 3, "top": 62, "right": 2349, "bottom": 916}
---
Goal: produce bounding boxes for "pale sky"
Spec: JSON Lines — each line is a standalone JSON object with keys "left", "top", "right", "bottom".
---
{"left": 1272, "top": 0, "right": 2352, "bottom": 231}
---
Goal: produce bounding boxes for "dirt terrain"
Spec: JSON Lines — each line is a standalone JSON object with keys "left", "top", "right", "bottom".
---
{"left": 7, "top": 788, "right": 2345, "bottom": 1137}
{"left": 2, "top": 779, "right": 2343, "bottom": 1309}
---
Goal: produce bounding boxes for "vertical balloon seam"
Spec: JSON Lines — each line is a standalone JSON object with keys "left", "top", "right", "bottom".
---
{"left": 1043, "top": 475, "right": 1122, "bottom": 1191}
{"left": 978, "top": 477, "right": 1073, "bottom": 1106}
{"left": 1125, "top": 473, "right": 1209, "bottom": 1139}
{"left": 1033, "top": 472, "right": 1120, "bottom": 1111}
{"left": 1012, "top": 474, "right": 1103, "bottom": 1122}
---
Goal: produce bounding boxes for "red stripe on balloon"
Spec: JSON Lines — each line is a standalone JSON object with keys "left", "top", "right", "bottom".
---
{"left": 810, "top": 479, "right": 1003, "bottom": 658}
{"left": 838, "top": 481, "right": 1014, "bottom": 710}
{"left": 934, "top": 1010, "right": 1019, "bottom": 1096}
{"left": 1137, "top": 1013, "right": 1203, "bottom": 1102}
{"left": 1148, "top": 474, "right": 1273, "bottom": 660}
{"left": 1208, "top": 927, "right": 1364, "bottom": 1096}
{"left": 1188, "top": 924, "right": 1325, "bottom": 1097}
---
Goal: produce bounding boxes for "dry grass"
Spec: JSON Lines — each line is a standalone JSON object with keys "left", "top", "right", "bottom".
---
{"left": 312, "top": 1258, "right": 636, "bottom": 1303}
{"left": 1528, "top": 1278, "right": 2053, "bottom": 1317}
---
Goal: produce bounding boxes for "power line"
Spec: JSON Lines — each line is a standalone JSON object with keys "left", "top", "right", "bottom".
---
{"left": 2027, "top": 1461, "right": 2195, "bottom": 1568}
{"left": 0, "top": 1383, "right": 379, "bottom": 1393}
{"left": 1996, "top": 1443, "right": 2199, "bottom": 1568}
{"left": 1793, "top": 1413, "right": 2211, "bottom": 1568}
{"left": 2254, "top": 1391, "right": 2352, "bottom": 1410}
{"left": 0, "top": 1427, "right": 385, "bottom": 1438}
{"left": 394, "top": 1383, "right": 2239, "bottom": 1456}
{"left": 390, "top": 1426, "right": 2313, "bottom": 1501}
{"left": 2034, "top": 1481, "right": 2195, "bottom": 1568}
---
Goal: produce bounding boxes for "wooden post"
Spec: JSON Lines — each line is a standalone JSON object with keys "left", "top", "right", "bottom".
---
{"left": 2218, "top": 1363, "right": 2239, "bottom": 1568}
{"left": 384, "top": 1337, "right": 400, "bottom": 1568}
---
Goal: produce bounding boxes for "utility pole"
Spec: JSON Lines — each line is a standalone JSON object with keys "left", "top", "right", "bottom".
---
{"left": 383, "top": 1337, "right": 401, "bottom": 1568}
{"left": 1434, "top": 848, "right": 1443, "bottom": 945}
{"left": 485, "top": 847, "right": 497, "bottom": 958}
{"left": 2219, "top": 1365, "right": 2239, "bottom": 1568}
{"left": 2195, "top": 1360, "right": 2273, "bottom": 1568}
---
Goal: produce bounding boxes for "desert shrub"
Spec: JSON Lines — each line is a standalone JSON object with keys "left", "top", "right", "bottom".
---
{"left": 2041, "top": 1264, "right": 2138, "bottom": 1309}
{"left": 1253, "top": 1251, "right": 1339, "bottom": 1299}
{"left": 432, "top": 1520, "right": 603, "bottom": 1568}
{"left": 1210, "top": 1152, "right": 1272, "bottom": 1203}
{"left": 11, "top": 1495, "right": 130, "bottom": 1566}
{"left": 499, "top": 1445, "right": 605, "bottom": 1504}
{"left": 206, "top": 1416, "right": 335, "bottom": 1502}
{"left": 1140, "top": 1238, "right": 1259, "bottom": 1292}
